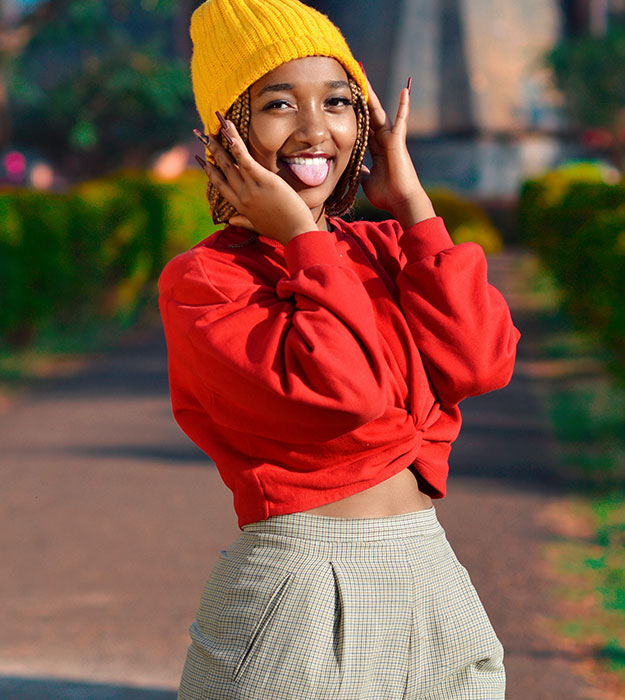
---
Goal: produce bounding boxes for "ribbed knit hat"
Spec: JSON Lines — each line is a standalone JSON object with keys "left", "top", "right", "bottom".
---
{"left": 190, "top": 0, "right": 367, "bottom": 137}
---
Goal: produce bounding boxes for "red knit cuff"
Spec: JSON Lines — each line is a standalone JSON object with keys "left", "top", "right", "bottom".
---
{"left": 284, "top": 230, "right": 342, "bottom": 274}
{"left": 400, "top": 216, "right": 455, "bottom": 261}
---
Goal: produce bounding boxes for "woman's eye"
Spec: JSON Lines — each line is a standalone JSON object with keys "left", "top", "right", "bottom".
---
{"left": 264, "top": 99, "right": 292, "bottom": 110}
{"left": 326, "top": 96, "right": 353, "bottom": 108}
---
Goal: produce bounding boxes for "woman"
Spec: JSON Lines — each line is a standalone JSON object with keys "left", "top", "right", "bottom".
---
{"left": 159, "top": 0, "right": 521, "bottom": 697}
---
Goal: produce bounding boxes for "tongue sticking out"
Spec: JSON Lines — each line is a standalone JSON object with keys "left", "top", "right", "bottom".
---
{"left": 285, "top": 159, "right": 330, "bottom": 187}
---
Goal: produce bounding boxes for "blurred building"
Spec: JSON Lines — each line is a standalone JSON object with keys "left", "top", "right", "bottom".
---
{"left": 308, "top": 0, "right": 621, "bottom": 199}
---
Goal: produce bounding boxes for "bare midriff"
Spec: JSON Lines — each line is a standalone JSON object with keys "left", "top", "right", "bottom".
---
{"left": 301, "top": 467, "right": 432, "bottom": 518}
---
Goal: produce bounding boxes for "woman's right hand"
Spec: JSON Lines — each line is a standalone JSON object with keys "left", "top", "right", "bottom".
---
{"left": 195, "top": 121, "right": 317, "bottom": 245}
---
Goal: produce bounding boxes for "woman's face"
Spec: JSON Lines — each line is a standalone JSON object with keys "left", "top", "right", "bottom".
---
{"left": 247, "top": 56, "right": 358, "bottom": 223}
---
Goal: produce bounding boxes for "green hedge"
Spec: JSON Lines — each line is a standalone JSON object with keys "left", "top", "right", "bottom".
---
{"left": 0, "top": 170, "right": 217, "bottom": 347}
{"left": 519, "top": 161, "right": 625, "bottom": 375}
{"left": 1, "top": 171, "right": 504, "bottom": 348}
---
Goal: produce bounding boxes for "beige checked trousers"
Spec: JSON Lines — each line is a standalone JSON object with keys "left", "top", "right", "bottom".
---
{"left": 178, "top": 506, "right": 505, "bottom": 699}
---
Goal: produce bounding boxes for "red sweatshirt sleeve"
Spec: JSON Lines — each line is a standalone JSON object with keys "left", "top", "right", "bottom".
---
{"left": 159, "top": 229, "right": 390, "bottom": 444}
{"left": 395, "top": 216, "right": 521, "bottom": 406}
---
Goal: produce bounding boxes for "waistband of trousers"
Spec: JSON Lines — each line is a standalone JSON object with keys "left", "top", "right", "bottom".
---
{"left": 241, "top": 506, "right": 443, "bottom": 542}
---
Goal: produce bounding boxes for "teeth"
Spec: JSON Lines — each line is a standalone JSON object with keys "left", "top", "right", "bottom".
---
{"left": 284, "top": 157, "right": 328, "bottom": 166}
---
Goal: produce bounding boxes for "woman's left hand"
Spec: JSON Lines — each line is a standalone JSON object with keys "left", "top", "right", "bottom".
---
{"left": 361, "top": 78, "right": 435, "bottom": 228}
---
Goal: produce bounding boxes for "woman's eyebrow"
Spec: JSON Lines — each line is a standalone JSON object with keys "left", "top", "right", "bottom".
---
{"left": 257, "top": 82, "right": 293, "bottom": 97}
{"left": 257, "top": 79, "right": 350, "bottom": 97}
{"left": 326, "top": 80, "right": 350, "bottom": 89}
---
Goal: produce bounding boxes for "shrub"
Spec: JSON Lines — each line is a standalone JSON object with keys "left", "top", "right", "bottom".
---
{"left": 0, "top": 171, "right": 506, "bottom": 348}
{"left": 0, "top": 169, "right": 217, "bottom": 347}
{"left": 154, "top": 169, "right": 218, "bottom": 260}
{"left": 0, "top": 189, "right": 91, "bottom": 345}
{"left": 519, "top": 161, "right": 625, "bottom": 378}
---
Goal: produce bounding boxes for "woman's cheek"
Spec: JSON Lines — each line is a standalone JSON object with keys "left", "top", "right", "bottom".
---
{"left": 335, "top": 114, "right": 358, "bottom": 158}
{"left": 247, "top": 117, "right": 285, "bottom": 171}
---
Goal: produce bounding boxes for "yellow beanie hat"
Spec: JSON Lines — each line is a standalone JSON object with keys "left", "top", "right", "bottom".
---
{"left": 190, "top": 0, "right": 368, "bottom": 138}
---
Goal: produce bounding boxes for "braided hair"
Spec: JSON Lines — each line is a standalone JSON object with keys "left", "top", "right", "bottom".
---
{"left": 206, "top": 75, "right": 369, "bottom": 225}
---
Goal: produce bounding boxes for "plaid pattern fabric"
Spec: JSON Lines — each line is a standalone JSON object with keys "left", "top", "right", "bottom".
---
{"left": 178, "top": 506, "right": 505, "bottom": 700}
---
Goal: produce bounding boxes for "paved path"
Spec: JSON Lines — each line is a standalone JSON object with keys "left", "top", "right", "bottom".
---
{"left": 1, "top": 249, "right": 596, "bottom": 699}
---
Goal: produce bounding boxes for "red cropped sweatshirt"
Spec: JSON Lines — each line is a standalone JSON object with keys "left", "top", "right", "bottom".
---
{"left": 158, "top": 215, "right": 521, "bottom": 528}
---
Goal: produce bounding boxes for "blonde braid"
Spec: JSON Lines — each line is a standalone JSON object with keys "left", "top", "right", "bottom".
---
{"left": 206, "top": 90, "right": 251, "bottom": 225}
{"left": 206, "top": 76, "right": 369, "bottom": 224}
{"left": 325, "top": 77, "right": 369, "bottom": 217}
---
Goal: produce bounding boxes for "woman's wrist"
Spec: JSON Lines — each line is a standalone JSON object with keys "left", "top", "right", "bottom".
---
{"left": 390, "top": 192, "right": 436, "bottom": 230}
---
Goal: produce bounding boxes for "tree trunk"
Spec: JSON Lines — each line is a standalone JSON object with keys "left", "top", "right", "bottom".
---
{"left": 0, "top": 64, "right": 11, "bottom": 149}
{"left": 0, "top": 0, "right": 11, "bottom": 148}
{"left": 0, "top": 0, "right": 72, "bottom": 149}
{"left": 559, "top": 0, "right": 592, "bottom": 37}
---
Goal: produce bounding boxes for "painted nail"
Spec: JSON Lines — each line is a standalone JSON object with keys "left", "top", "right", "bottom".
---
{"left": 358, "top": 61, "right": 367, "bottom": 79}
{"left": 221, "top": 127, "right": 234, "bottom": 146}
{"left": 195, "top": 154, "right": 207, "bottom": 168}
{"left": 193, "top": 128, "right": 209, "bottom": 146}
{"left": 407, "top": 76, "right": 412, "bottom": 96}
{"left": 216, "top": 111, "right": 229, "bottom": 131}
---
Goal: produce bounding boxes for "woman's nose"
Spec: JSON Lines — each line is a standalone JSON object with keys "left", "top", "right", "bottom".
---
{"left": 293, "top": 106, "right": 330, "bottom": 145}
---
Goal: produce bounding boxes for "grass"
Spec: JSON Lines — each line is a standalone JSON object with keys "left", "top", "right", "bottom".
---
{"left": 520, "top": 254, "right": 625, "bottom": 695}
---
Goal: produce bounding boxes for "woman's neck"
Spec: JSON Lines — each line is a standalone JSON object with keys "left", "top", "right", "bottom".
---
{"left": 313, "top": 207, "right": 329, "bottom": 231}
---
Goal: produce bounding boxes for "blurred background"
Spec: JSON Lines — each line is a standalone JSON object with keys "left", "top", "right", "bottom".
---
{"left": 1, "top": 1, "right": 624, "bottom": 698}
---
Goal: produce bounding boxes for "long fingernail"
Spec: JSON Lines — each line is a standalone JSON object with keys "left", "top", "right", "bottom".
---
{"left": 193, "top": 128, "right": 209, "bottom": 146}
{"left": 194, "top": 154, "right": 207, "bottom": 168}
{"left": 216, "top": 111, "right": 229, "bottom": 130}
{"left": 358, "top": 61, "right": 367, "bottom": 79}
{"left": 407, "top": 76, "right": 412, "bottom": 95}
{"left": 221, "top": 127, "right": 234, "bottom": 146}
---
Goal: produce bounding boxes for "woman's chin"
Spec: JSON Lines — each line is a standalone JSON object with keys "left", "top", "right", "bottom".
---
{"left": 296, "top": 185, "right": 334, "bottom": 213}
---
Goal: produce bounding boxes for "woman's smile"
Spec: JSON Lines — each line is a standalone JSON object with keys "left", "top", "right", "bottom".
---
{"left": 247, "top": 56, "right": 358, "bottom": 222}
